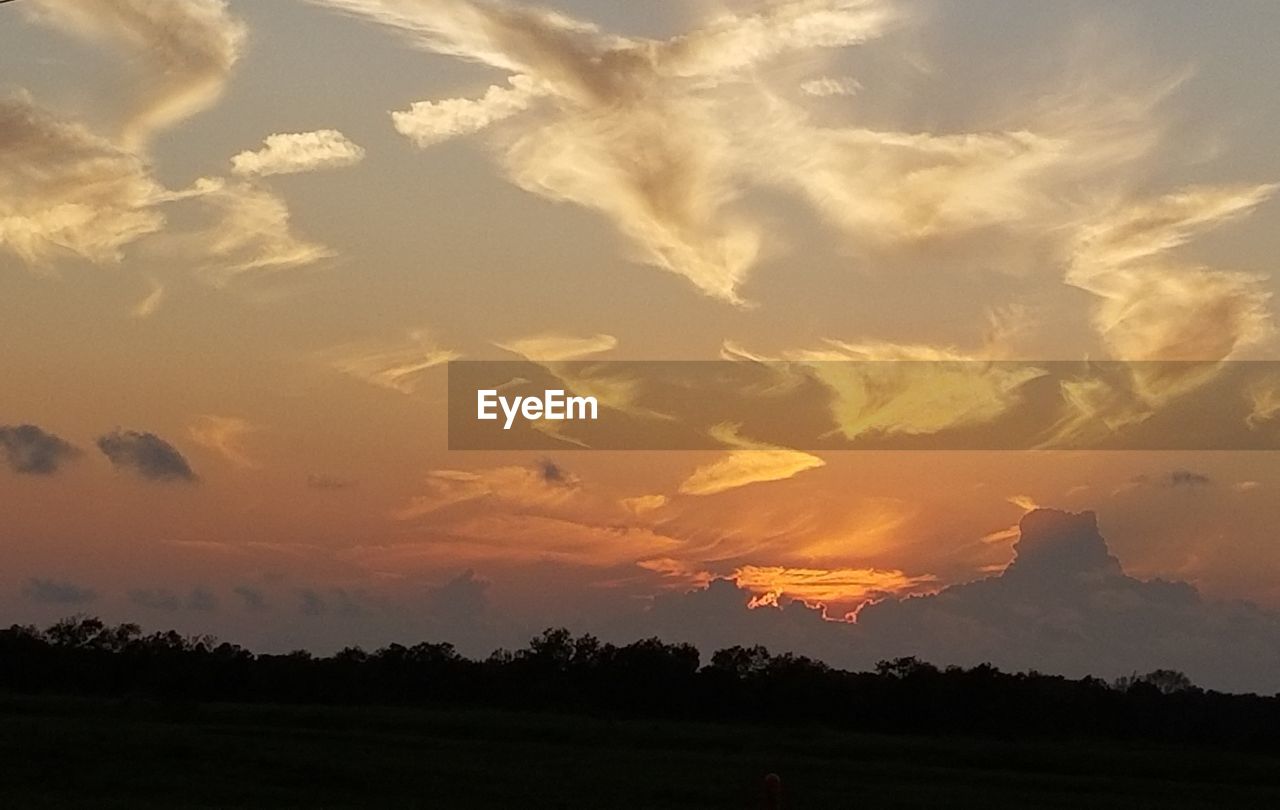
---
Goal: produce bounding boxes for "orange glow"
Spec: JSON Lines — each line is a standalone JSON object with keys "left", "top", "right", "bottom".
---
{"left": 733, "top": 565, "right": 938, "bottom": 619}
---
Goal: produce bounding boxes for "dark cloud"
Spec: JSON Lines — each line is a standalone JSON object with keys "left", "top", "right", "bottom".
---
{"left": 307, "top": 473, "right": 357, "bottom": 490}
{"left": 187, "top": 588, "right": 218, "bottom": 612}
{"left": 298, "top": 587, "right": 362, "bottom": 617}
{"left": 1131, "top": 469, "right": 1213, "bottom": 489}
{"left": 96, "top": 429, "right": 197, "bottom": 482}
{"left": 1166, "top": 469, "right": 1212, "bottom": 488}
{"left": 611, "top": 510, "right": 1280, "bottom": 694}
{"left": 0, "top": 424, "right": 81, "bottom": 475}
{"left": 537, "top": 458, "right": 568, "bottom": 484}
{"left": 22, "top": 578, "right": 97, "bottom": 605}
{"left": 129, "top": 589, "right": 181, "bottom": 611}
{"left": 129, "top": 587, "right": 217, "bottom": 613}
{"left": 233, "top": 586, "right": 268, "bottom": 612}
{"left": 425, "top": 569, "right": 490, "bottom": 627}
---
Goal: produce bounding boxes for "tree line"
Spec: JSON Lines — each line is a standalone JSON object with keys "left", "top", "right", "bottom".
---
{"left": 2, "top": 617, "right": 1277, "bottom": 749}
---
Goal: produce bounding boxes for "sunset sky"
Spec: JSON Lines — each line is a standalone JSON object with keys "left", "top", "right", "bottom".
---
{"left": 3, "top": 0, "right": 1280, "bottom": 692}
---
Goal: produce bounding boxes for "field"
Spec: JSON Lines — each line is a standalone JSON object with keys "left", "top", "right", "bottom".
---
{"left": 2, "top": 695, "right": 1278, "bottom": 808}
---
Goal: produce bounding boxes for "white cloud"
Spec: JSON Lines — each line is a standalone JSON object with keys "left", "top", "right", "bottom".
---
{"left": 232, "top": 130, "right": 367, "bottom": 177}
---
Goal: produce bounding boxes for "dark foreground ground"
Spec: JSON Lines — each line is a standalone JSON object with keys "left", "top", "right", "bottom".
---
{"left": 2, "top": 695, "right": 1278, "bottom": 809}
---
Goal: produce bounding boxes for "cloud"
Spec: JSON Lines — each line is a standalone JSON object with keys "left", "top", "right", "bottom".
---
{"left": 678, "top": 424, "right": 825, "bottom": 496}
{"left": 128, "top": 587, "right": 218, "bottom": 612}
{"left": 622, "top": 494, "right": 669, "bottom": 515}
{"left": 619, "top": 509, "right": 1280, "bottom": 694}
{"left": 6, "top": 3, "right": 331, "bottom": 283}
{"left": 231, "top": 130, "right": 367, "bottom": 177}
{"left": 1067, "top": 185, "right": 1276, "bottom": 365}
{"left": 394, "top": 79, "right": 537, "bottom": 147}
{"left": 395, "top": 461, "right": 582, "bottom": 520}
{"left": 188, "top": 415, "right": 260, "bottom": 469}
{"left": 675, "top": 419, "right": 824, "bottom": 496}
{"left": 234, "top": 585, "right": 268, "bottom": 612}
{"left": 316, "top": 0, "right": 898, "bottom": 303}
{"left": 731, "top": 565, "right": 936, "bottom": 618}
{"left": 323, "top": 329, "right": 459, "bottom": 393}
{"left": 298, "top": 587, "right": 363, "bottom": 617}
{"left": 96, "top": 429, "right": 198, "bottom": 482}
{"left": 496, "top": 332, "right": 617, "bottom": 361}
{"left": 0, "top": 424, "right": 81, "bottom": 475}
{"left": 425, "top": 568, "right": 489, "bottom": 626}
{"left": 179, "top": 178, "right": 335, "bottom": 280}
{"left": 22, "top": 578, "right": 97, "bottom": 605}
{"left": 128, "top": 588, "right": 180, "bottom": 611}
{"left": 131, "top": 279, "right": 166, "bottom": 319}
{"left": 27, "top": 0, "right": 245, "bottom": 147}
{"left": 800, "top": 76, "right": 861, "bottom": 97}
{"left": 0, "top": 97, "right": 167, "bottom": 265}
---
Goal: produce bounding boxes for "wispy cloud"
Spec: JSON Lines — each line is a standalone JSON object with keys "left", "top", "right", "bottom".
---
{"left": 0, "top": 97, "right": 166, "bottom": 265}
{"left": 27, "top": 0, "right": 245, "bottom": 147}
{"left": 323, "top": 329, "right": 459, "bottom": 393}
{"left": 496, "top": 332, "right": 617, "bottom": 361}
{"left": 5, "top": 1, "right": 331, "bottom": 284}
{"left": 188, "top": 415, "right": 261, "bottom": 469}
{"left": 678, "top": 424, "right": 824, "bottom": 496}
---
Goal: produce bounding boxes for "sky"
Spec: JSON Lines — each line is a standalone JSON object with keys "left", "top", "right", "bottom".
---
{"left": 2, "top": 0, "right": 1280, "bottom": 693}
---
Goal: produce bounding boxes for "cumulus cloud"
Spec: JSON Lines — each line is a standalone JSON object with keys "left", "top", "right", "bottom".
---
{"left": 394, "top": 80, "right": 538, "bottom": 146}
{"left": 97, "top": 429, "right": 198, "bottom": 482}
{"left": 425, "top": 568, "right": 490, "bottom": 626}
{"left": 618, "top": 509, "right": 1280, "bottom": 694}
{"left": 22, "top": 578, "right": 98, "bottom": 605}
{"left": 231, "top": 130, "right": 367, "bottom": 177}
{"left": 0, "top": 424, "right": 81, "bottom": 475}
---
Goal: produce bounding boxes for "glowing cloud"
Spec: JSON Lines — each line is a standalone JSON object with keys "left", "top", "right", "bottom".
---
{"left": 733, "top": 565, "right": 936, "bottom": 618}
{"left": 0, "top": 98, "right": 166, "bottom": 265}
{"left": 679, "top": 424, "right": 825, "bottom": 496}
{"left": 232, "top": 130, "right": 367, "bottom": 177}
{"left": 324, "top": 329, "right": 458, "bottom": 393}
{"left": 188, "top": 415, "right": 261, "bottom": 469}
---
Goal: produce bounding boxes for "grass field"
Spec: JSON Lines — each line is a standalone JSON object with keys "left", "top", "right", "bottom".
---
{"left": 2, "top": 695, "right": 1278, "bottom": 808}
